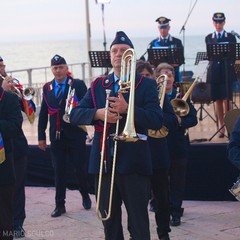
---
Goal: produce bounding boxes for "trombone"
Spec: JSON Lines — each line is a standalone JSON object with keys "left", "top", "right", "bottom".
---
{"left": 170, "top": 77, "right": 199, "bottom": 117}
{"left": 114, "top": 48, "right": 146, "bottom": 142}
{"left": 96, "top": 48, "right": 145, "bottom": 221}
{"left": 96, "top": 89, "right": 112, "bottom": 221}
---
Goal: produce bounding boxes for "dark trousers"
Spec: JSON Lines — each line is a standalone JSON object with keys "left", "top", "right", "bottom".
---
{"left": 95, "top": 173, "right": 151, "bottom": 240}
{"left": 13, "top": 156, "right": 27, "bottom": 227}
{"left": 50, "top": 137, "right": 88, "bottom": 207}
{"left": 151, "top": 168, "right": 171, "bottom": 237}
{"left": 169, "top": 156, "right": 188, "bottom": 216}
{"left": 0, "top": 184, "right": 15, "bottom": 240}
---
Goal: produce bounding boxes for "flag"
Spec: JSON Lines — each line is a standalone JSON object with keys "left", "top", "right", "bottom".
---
{"left": 72, "top": 93, "right": 79, "bottom": 108}
{"left": 0, "top": 133, "right": 5, "bottom": 164}
{"left": 22, "top": 99, "right": 35, "bottom": 124}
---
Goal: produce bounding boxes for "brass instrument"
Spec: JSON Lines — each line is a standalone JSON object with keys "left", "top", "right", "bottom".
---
{"left": 148, "top": 74, "right": 169, "bottom": 138}
{"left": 229, "top": 178, "right": 240, "bottom": 201}
{"left": 171, "top": 77, "right": 199, "bottom": 117}
{"left": 114, "top": 48, "right": 146, "bottom": 142}
{"left": 0, "top": 74, "right": 35, "bottom": 100}
{"left": 96, "top": 48, "right": 146, "bottom": 221}
{"left": 63, "top": 86, "right": 76, "bottom": 123}
{"left": 63, "top": 86, "right": 87, "bottom": 132}
{"left": 96, "top": 89, "right": 112, "bottom": 221}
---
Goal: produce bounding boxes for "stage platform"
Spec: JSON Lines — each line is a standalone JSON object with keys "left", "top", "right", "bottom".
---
{"left": 21, "top": 187, "right": 240, "bottom": 240}
{"left": 23, "top": 103, "right": 239, "bottom": 201}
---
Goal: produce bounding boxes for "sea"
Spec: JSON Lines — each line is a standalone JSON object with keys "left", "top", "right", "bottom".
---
{"left": 0, "top": 35, "right": 208, "bottom": 85}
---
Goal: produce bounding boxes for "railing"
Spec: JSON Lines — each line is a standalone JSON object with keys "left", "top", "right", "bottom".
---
{"left": 6, "top": 62, "right": 93, "bottom": 107}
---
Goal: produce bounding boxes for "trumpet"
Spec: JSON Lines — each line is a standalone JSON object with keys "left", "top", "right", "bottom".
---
{"left": 0, "top": 74, "right": 35, "bottom": 100}
{"left": 63, "top": 86, "right": 76, "bottom": 123}
{"left": 171, "top": 77, "right": 199, "bottom": 117}
{"left": 148, "top": 74, "right": 169, "bottom": 138}
{"left": 63, "top": 86, "right": 87, "bottom": 132}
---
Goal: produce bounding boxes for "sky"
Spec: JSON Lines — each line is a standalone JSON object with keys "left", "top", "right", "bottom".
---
{"left": 1, "top": 0, "right": 240, "bottom": 43}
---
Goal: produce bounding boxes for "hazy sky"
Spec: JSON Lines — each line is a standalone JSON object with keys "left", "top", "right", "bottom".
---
{"left": 1, "top": 0, "right": 239, "bottom": 43}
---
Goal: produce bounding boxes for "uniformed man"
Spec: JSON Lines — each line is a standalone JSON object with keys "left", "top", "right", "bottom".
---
{"left": 148, "top": 17, "right": 185, "bottom": 83}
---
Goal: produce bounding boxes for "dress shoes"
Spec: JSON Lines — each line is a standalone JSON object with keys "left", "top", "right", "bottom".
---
{"left": 159, "top": 233, "right": 170, "bottom": 240}
{"left": 82, "top": 194, "right": 92, "bottom": 210}
{"left": 170, "top": 216, "right": 181, "bottom": 226}
{"left": 13, "top": 225, "right": 25, "bottom": 238}
{"left": 51, "top": 206, "right": 66, "bottom": 217}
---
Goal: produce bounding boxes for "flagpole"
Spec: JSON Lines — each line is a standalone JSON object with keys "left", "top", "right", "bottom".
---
{"left": 85, "top": 0, "right": 92, "bottom": 86}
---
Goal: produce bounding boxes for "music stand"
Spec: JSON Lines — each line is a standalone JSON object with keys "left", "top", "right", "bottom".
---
{"left": 147, "top": 47, "right": 184, "bottom": 67}
{"left": 88, "top": 51, "right": 112, "bottom": 74}
{"left": 192, "top": 52, "right": 217, "bottom": 124}
{"left": 194, "top": 52, "right": 208, "bottom": 65}
{"left": 207, "top": 43, "right": 236, "bottom": 141}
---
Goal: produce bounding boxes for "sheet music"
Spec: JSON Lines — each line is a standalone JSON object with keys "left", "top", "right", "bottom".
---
{"left": 193, "top": 60, "right": 209, "bottom": 82}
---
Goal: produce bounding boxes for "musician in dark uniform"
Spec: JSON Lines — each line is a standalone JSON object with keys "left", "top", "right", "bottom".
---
{"left": 137, "top": 60, "right": 178, "bottom": 240}
{"left": 227, "top": 116, "right": 240, "bottom": 200}
{"left": 70, "top": 31, "right": 163, "bottom": 240}
{"left": 155, "top": 63, "right": 197, "bottom": 227}
{"left": 0, "top": 56, "right": 36, "bottom": 238}
{"left": 38, "top": 55, "right": 91, "bottom": 218}
{"left": 205, "top": 12, "right": 237, "bottom": 138}
{"left": 149, "top": 17, "right": 184, "bottom": 83}
{"left": 0, "top": 81, "right": 23, "bottom": 240}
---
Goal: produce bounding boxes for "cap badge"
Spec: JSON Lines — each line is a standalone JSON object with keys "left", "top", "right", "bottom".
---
{"left": 54, "top": 55, "right": 60, "bottom": 62}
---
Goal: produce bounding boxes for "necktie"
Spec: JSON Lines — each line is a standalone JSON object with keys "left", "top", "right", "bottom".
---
{"left": 218, "top": 33, "right": 221, "bottom": 39}
{"left": 114, "top": 79, "right": 120, "bottom": 96}
{"left": 56, "top": 83, "right": 63, "bottom": 104}
{"left": 164, "top": 38, "right": 167, "bottom": 43}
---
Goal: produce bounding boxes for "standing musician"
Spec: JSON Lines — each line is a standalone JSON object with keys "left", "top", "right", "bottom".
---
{"left": 149, "top": 17, "right": 184, "bottom": 83}
{"left": 38, "top": 55, "right": 91, "bottom": 218}
{"left": 0, "top": 79, "right": 23, "bottom": 240}
{"left": 155, "top": 63, "right": 197, "bottom": 227}
{"left": 136, "top": 60, "right": 178, "bottom": 240}
{"left": 70, "top": 31, "right": 163, "bottom": 240}
{"left": 0, "top": 56, "right": 35, "bottom": 238}
{"left": 205, "top": 12, "right": 237, "bottom": 138}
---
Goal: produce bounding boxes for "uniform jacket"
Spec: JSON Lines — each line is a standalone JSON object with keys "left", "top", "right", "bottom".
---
{"left": 148, "top": 96, "right": 178, "bottom": 169}
{"left": 38, "top": 76, "right": 87, "bottom": 143}
{"left": 149, "top": 35, "right": 184, "bottom": 82}
{"left": 167, "top": 88, "right": 198, "bottom": 158}
{"left": 0, "top": 88, "right": 23, "bottom": 184}
{"left": 70, "top": 72, "right": 163, "bottom": 175}
{"left": 205, "top": 31, "right": 237, "bottom": 85}
{"left": 13, "top": 99, "right": 35, "bottom": 160}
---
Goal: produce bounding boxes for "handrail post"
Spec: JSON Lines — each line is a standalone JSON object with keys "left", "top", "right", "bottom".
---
{"left": 27, "top": 69, "right": 33, "bottom": 86}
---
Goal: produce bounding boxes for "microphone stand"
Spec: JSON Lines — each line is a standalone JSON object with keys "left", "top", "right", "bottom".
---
{"left": 179, "top": 0, "right": 198, "bottom": 74}
{"left": 100, "top": 3, "right": 109, "bottom": 74}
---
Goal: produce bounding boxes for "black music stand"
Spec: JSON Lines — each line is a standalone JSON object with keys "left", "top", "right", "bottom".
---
{"left": 193, "top": 51, "right": 217, "bottom": 123}
{"left": 147, "top": 47, "right": 184, "bottom": 67}
{"left": 207, "top": 43, "right": 236, "bottom": 141}
{"left": 88, "top": 51, "right": 112, "bottom": 74}
{"left": 194, "top": 52, "right": 208, "bottom": 65}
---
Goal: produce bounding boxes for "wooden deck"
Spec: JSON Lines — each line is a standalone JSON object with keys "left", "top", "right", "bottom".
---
{"left": 23, "top": 102, "right": 230, "bottom": 146}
